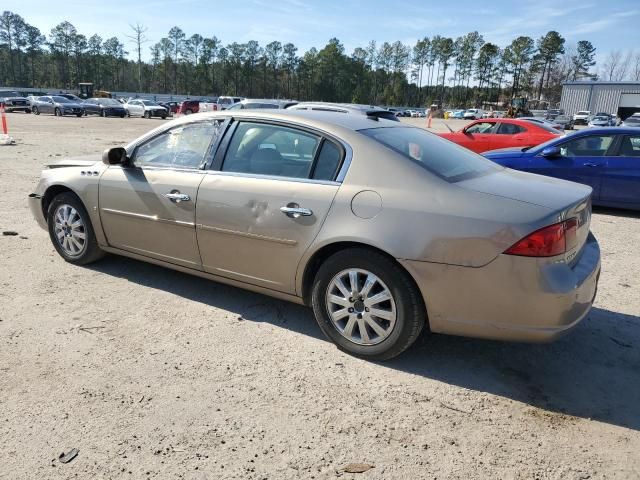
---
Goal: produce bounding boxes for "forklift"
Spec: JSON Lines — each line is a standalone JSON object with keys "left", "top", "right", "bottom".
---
{"left": 78, "top": 83, "right": 112, "bottom": 99}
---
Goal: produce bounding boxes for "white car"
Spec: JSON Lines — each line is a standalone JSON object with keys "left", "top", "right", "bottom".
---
{"left": 463, "top": 108, "right": 485, "bottom": 120}
{"left": 200, "top": 96, "right": 244, "bottom": 112}
{"left": 572, "top": 110, "right": 591, "bottom": 125}
{"left": 124, "top": 99, "right": 168, "bottom": 119}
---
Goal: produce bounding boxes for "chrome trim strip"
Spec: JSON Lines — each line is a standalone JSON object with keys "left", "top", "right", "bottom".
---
{"left": 101, "top": 208, "right": 195, "bottom": 227}
{"left": 211, "top": 267, "right": 281, "bottom": 285}
{"left": 197, "top": 223, "right": 297, "bottom": 245}
{"left": 202, "top": 170, "right": 340, "bottom": 186}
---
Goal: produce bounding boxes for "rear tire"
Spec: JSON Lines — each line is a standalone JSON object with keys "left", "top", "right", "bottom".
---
{"left": 101, "top": 109, "right": 107, "bottom": 117}
{"left": 311, "top": 248, "right": 426, "bottom": 361}
{"left": 32, "top": 106, "right": 39, "bottom": 115}
{"left": 47, "top": 192, "right": 105, "bottom": 265}
{"left": 185, "top": 109, "right": 192, "bottom": 115}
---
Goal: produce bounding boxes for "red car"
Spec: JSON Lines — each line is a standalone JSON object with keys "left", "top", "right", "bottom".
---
{"left": 439, "top": 118, "right": 560, "bottom": 153}
{"left": 177, "top": 100, "right": 201, "bottom": 115}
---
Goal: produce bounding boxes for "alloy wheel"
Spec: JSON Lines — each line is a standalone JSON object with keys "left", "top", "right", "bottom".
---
{"left": 325, "top": 268, "right": 397, "bottom": 345}
{"left": 53, "top": 204, "right": 87, "bottom": 257}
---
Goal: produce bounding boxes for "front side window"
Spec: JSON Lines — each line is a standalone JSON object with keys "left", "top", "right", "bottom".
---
{"left": 222, "top": 122, "right": 320, "bottom": 178}
{"left": 133, "top": 120, "right": 224, "bottom": 169}
{"left": 360, "top": 126, "right": 502, "bottom": 183}
{"left": 560, "top": 135, "right": 614, "bottom": 157}
{"left": 465, "top": 122, "right": 496, "bottom": 134}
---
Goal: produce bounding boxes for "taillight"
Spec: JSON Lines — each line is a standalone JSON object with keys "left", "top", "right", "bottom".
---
{"left": 504, "top": 218, "right": 578, "bottom": 257}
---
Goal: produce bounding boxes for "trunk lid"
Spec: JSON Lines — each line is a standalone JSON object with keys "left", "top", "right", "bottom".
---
{"left": 459, "top": 168, "right": 593, "bottom": 264}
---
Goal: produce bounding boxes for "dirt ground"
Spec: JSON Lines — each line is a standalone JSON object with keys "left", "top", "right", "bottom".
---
{"left": 1, "top": 112, "right": 639, "bottom": 480}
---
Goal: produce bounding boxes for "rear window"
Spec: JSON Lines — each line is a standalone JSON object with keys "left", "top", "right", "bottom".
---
{"left": 530, "top": 122, "right": 561, "bottom": 133}
{"left": 360, "top": 127, "right": 501, "bottom": 183}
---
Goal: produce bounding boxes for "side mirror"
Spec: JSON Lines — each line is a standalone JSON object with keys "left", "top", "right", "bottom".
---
{"left": 102, "top": 147, "right": 129, "bottom": 165}
{"left": 541, "top": 146, "right": 561, "bottom": 158}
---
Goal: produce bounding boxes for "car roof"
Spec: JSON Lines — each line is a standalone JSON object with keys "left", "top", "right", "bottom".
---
{"left": 566, "top": 126, "right": 638, "bottom": 135}
{"left": 238, "top": 98, "right": 297, "bottom": 106}
{"left": 289, "top": 102, "right": 391, "bottom": 114}
{"left": 165, "top": 109, "right": 404, "bottom": 132}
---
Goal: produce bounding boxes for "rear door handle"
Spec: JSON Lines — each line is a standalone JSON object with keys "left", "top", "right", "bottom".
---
{"left": 163, "top": 192, "right": 191, "bottom": 202}
{"left": 280, "top": 204, "right": 313, "bottom": 218}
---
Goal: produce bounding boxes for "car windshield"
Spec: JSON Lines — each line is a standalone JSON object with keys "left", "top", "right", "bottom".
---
{"left": 142, "top": 100, "right": 159, "bottom": 106}
{"left": 52, "top": 96, "right": 71, "bottom": 103}
{"left": 593, "top": 116, "right": 608, "bottom": 121}
{"left": 0, "top": 91, "right": 21, "bottom": 97}
{"left": 100, "top": 99, "right": 120, "bottom": 106}
{"left": 360, "top": 126, "right": 502, "bottom": 183}
{"left": 577, "top": 111, "right": 589, "bottom": 115}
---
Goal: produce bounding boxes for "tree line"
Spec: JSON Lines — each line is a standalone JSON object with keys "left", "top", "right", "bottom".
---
{"left": 2, "top": 9, "right": 632, "bottom": 108}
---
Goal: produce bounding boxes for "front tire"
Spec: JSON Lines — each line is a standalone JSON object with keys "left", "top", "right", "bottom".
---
{"left": 32, "top": 106, "right": 39, "bottom": 115}
{"left": 311, "top": 248, "right": 426, "bottom": 360}
{"left": 47, "top": 192, "right": 105, "bottom": 265}
{"left": 54, "top": 107, "right": 62, "bottom": 117}
{"left": 144, "top": 111, "right": 151, "bottom": 119}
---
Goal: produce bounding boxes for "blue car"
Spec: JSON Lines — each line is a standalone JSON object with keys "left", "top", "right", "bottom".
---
{"left": 483, "top": 127, "right": 640, "bottom": 211}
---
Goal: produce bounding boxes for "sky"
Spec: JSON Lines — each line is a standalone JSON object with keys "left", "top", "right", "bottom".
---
{"left": 7, "top": 0, "right": 639, "bottom": 63}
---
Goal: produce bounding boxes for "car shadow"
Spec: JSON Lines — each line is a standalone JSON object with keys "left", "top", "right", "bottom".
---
{"left": 89, "top": 255, "right": 640, "bottom": 432}
{"left": 593, "top": 206, "right": 640, "bottom": 219}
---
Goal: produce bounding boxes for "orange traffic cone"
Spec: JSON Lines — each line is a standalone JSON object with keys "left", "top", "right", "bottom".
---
{"left": 0, "top": 104, "right": 14, "bottom": 145}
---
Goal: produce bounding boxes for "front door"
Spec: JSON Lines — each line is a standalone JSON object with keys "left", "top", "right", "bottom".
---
{"left": 99, "top": 119, "right": 225, "bottom": 269}
{"left": 196, "top": 120, "right": 344, "bottom": 293}
{"left": 527, "top": 133, "right": 617, "bottom": 200}
{"left": 460, "top": 121, "right": 497, "bottom": 152}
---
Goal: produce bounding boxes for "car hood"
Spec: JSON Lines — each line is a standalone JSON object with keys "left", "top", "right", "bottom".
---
{"left": 483, "top": 147, "right": 528, "bottom": 159}
{"left": 46, "top": 154, "right": 102, "bottom": 169}
{"left": 458, "top": 167, "right": 591, "bottom": 210}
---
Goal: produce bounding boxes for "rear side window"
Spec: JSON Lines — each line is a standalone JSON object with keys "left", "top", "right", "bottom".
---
{"left": 497, "top": 123, "right": 526, "bottom": 135}
{"left": 312, "top": 141, "right": 342, "bottom": 180}
{"left": 222, "top": 122, "right": 320, "bottom": 178}
{"left": 360, "top": 126, "right": 501, "bottom": 183}
{"left": 618, "top": 136, "right": 640, "bottom": 157}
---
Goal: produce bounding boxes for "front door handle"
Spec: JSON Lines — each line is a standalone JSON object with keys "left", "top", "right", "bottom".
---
{"left": 163, "top": 191, "right": 191, "bottom": 203}
{"left": 280, "top": 204, "right": 313, "bottom": 218}
{"left": 583, "top": 163, "right": 599, "bottom": 167}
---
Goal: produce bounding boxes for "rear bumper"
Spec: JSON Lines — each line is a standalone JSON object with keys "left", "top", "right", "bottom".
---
{"left": 400, "top": 233, "right": 601, "bottom": 342}
{"left": 28, "top": 193, "right": 47, "bottom": 230}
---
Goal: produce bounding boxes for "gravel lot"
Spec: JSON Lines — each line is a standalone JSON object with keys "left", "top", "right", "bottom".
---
{"left": 1, "top": 113, "right": 639, "bottom": 479}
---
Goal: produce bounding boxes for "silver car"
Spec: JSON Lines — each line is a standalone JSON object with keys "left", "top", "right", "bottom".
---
{"left": 32, "top": 95, "right": 85, "bottom": 117}
{"left": 28, "top": 111, "right": 601, "bottom": 360}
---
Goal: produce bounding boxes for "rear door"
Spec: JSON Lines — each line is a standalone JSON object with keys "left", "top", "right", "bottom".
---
{"left": 599, "top": 134, "right": 640, "bottom": 207}
{"left": 493, "top": 122, "right": 529, "bottom": 150}
{"left": 196, "top": 120, "right": 345, "bottom": 294}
